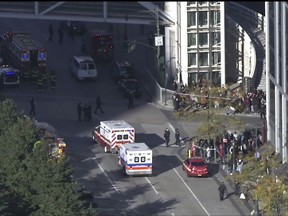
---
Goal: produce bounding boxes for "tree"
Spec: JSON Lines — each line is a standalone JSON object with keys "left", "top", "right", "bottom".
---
{"left": 0, "top": 112, "right": 93, "bottom": 215}
{"left": 0, "top": 99, "right": 20, "bottom": 135}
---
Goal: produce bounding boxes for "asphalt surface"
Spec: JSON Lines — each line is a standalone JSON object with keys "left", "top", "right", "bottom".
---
{"left": 0, "top": 18, "right": 262, "bottom": 216}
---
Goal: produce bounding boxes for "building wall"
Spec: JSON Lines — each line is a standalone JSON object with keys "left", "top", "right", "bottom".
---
{"left": 266, "top": 2, "right": 288, "bottom": 163}
{"left": 174, "top": 1, "right": 223, "bottom": 86}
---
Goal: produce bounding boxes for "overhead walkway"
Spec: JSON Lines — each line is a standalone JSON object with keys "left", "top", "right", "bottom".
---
{"left": 0, "top": 1, "right": 174, "bottom": 26}
{"left": 226, "top": 2, "right": 266, "bottom": 92}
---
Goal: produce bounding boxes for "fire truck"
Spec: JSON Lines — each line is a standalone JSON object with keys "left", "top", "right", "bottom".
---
{"left": 84, "top": 30, "right": 113, "bottom": 61}
{"left": 35, "top": 122, "right": 67, "bottom": 159}
{"left": 0, "top": 31, "right": 47, "bottom": 79}
{"left": 118, "top": 142, "right": 153, "bottom": 176}
{"left": 92, "top": 120, "right": 135, "bottom": 153}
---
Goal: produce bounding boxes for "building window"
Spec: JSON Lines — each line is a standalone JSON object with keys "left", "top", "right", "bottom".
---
{"left": 198, "top": 2, "right": 208, "bottom": 6}
{"left": 199, "top": 33, "right": 208, "bottom": 46}
{"left": 188, "top": 33, "right": 197, "bottom": 46}
{"left": 210, "top": 10, "right": 220, "bottom": 26}
{"left": 199, "top": 11, "right": 208, "bottom": 27}
{"left": 187, "top": 12, "right": 196, "bottom": 27}
{"left": 188, "top": 53, "right": 197, "bottom": 66}
{"left": 212, "top": 32, "right": 220, "bottom": 45}
{"left": 212, "top": 52, "right": 220, "bottom": 65}
{"left": 188, "top": 72, "right": 197, "bottom": 86}
{"left": 187, "top": 1, "right": 196, "bottom": 6}
{"left": 199, "top": 53, "right": 208, "bottom": 66}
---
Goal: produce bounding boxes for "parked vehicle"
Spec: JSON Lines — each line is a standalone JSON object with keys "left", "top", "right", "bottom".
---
{"left": 113, "top": 61, "right": 135, "bottom": 83}
{"left": 118, "top": 78, "right": 142, "bottom": 98}
{"left": 118, "top": 142, "right": 153, "bottom": 176}
{"left": 92, "top": 120, "right": 135, "bottom": 153}
{"left": 83, "top": 30, "right": 113, "bottom": 61}
{"left": 0, "top": 65, "right": 20, "bottom": 86}
{"left": 69, "top": 56, "right": 97, "bottom": 80}
{"left": 61, "top": 21, "right": 86, "bottom": 36}
{"left": 182, "top": 157, "right": 210, "bottom": 177}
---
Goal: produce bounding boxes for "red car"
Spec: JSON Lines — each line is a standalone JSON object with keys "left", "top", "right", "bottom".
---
{"left": 182, "top": 157, "right": 209, "bottom": 177}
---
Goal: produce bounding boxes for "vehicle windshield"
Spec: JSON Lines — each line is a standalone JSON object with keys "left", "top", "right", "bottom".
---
{"left": 191, "top": 162, "right": 206, "bottom": 166}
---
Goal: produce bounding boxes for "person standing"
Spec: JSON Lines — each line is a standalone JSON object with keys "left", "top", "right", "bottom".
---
{"left": 175, "top": 128, "right": 181, "bottom": 146}
{"left": 50, "top": 70, "right": 56, "bottom": 90}
{"left": 128, "top": 92, "right": 135, "bottom": 109}
{"left": 77, "top": 102, "right": 82, "bottom": 121}
{"left": 164, "top": 128, "right": 170, "bottom": 147}
{"left": 48, "top": 24, "right": 53, "bottom": 41}
{"left": 87, "top": 102, "right": 92, "bottom": 121}
{"left": 29, "top": 97, "right": 36, "bottom": 116}
{"left": 83, "top": 103, "right": 88, "bottom": 121}
{"left": 94, "top": 95, "right": 104, "bottom": 114}
{"left": 218, "top": 182, "right": 227, "bottom": 201}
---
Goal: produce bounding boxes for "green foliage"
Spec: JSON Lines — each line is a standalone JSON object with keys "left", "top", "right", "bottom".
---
{"left": 0, "top": 99, "right": 20, "bottom": 135}
{"left": 196, "top": 110, "right": 244, "bottom": 140}
{"left": 0, "top": 100, "right": 94, "bottom": 216}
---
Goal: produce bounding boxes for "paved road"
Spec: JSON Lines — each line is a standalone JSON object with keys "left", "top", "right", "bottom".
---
{"left": 0, "top": 18, "right": 262, "bottom": 216}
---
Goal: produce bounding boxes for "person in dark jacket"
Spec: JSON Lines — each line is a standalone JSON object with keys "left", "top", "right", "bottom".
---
{"left": 164, "top": 128, "right": 170, "bottom": 147}
{"left": 83, "top": 103, "right": 88, "bottom": 121}
{"left": 87, "top": 102, "right": 92, "bottom": 121}
{"left": 77, "top": 102, "right": 82, "bottom": 121}
{"left": 128, "top": 92, "right": 135, "bottom": 109}
{"left": 48, "top": 24, "right": 53, "bottom": 41}
{"left": 218, "top": 182, "right": 227, "bottom": 201}
{"left": 175, "top": 128, "right": 181, "bottom": 146}
{"left": 29, "top": 96, "right": 36, "bottom": 116}
{"left": 94, "top": 95, "right": 104, "bottom": 114}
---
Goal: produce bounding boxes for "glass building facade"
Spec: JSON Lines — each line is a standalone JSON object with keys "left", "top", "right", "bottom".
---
{"left": 265, "top": 2, "right": 288, "bottom": 163}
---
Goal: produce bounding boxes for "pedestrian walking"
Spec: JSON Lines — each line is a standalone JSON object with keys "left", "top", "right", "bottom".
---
{"left": 218, "top": 182, "right": 227, "bottom": 201}
{"left": 29, "top": 96, "right": 36, "bottom": 116}
{"left": 87, "top": 102, "right": 92, "bottom": 121}
{"left": 77, "top": 102, "right": 82, "bottom": 121}
{"left": 164, "top": 128, "right": 170, "bottom": 147}
{"left": 48, "top": 24, "right": 53, "bottom": 41}
{"left": 175, "top": 128, "right": 181, "bottom": 146}
{"left": 128, "top": 92, "right": 134, "bottom": 109}
{"left": 94, "top": 95, "right": 104, "bottom": 114}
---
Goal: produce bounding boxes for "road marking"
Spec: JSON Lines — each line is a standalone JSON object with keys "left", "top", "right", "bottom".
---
{"left": 81, "top": 157, "right": 95, "bottom": 163}
{"left": 145, "top": 177, "right": 158, "bottom": 195}
{"left": 93, "top": 158, "right": 119, "bottom": 193}
{"left": 173, "top": 168, "right": 211, "bottom": 216}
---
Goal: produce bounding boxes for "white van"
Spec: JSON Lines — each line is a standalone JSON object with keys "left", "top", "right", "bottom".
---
{"left": 69, "top": 56, "right": 97, "bottom": 80}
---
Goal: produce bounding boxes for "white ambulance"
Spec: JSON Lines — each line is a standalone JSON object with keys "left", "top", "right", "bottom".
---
{"left": 118, "top": 142, "right": 153, "bottom": 176}
{"left": 92, "top": 120, "right": 135, "bottom": 153}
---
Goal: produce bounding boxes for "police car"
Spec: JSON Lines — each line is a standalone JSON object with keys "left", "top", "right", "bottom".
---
{"left": 0, "top": 65, "right": 20, "bottom": 86}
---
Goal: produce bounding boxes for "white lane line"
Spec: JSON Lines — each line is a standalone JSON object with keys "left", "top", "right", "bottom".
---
{"left": 94, "top": 158, "right": 119, "bottom": 193}
{"left": 173, "top": 168, "right": 211, "bottom": 216}
{"left": 171, "top": 213, "right": 175, "bottom": 216}
{"left": 145, "top": 177, "right": 158, "bottom": 195}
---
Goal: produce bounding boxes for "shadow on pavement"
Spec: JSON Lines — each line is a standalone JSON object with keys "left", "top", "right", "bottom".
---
{"left": 152, "top": 155, "right": 182, "bottom": 177}
{"left": 135, "top": 132, "right": 165, "bottom": 149}
{"left": 207, "top": 163, "right": 220, "bottom": 177}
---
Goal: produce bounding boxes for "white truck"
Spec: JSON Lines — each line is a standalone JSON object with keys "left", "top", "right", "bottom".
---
{"left": 118, "top": 142, "right": 153, "bottom": 176}
{"left": 92, "top": 120, "right": 135, "bottom": 153}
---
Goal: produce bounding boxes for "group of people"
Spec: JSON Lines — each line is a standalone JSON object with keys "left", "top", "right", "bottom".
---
{"left": 77, "top": 102, "right": 92, "bottom": 122}
{"left": 164, "top": 128, "right": 181, "bottom": 147}
{"left": 48, "top": 23, "right": 65, "bottom": 44}
{"left": 171, "top": 79, "right": 267, "bottom": 118}
{"left": 36, "top": 69, "right": 56, "bottom": 92}
{"left": 77, "top": 95, "right": 104, "bottom": 122}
